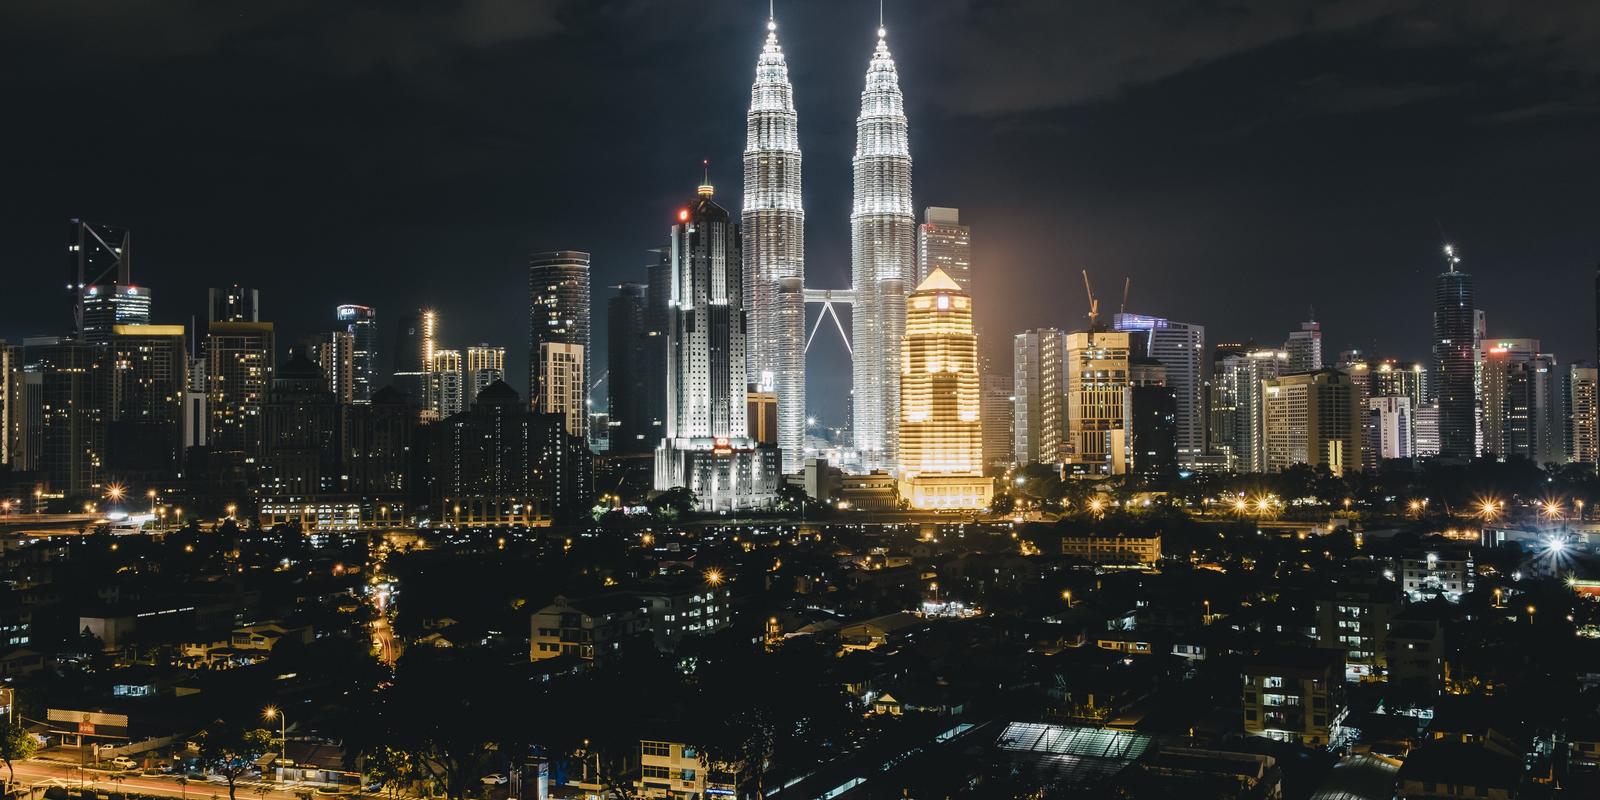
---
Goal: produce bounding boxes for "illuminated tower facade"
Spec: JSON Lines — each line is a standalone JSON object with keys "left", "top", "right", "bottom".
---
{"left": 897, "top": 269, "right": 990, "bottom": 509}
{"left": 742, "top": 13, "right": 806, "bottom": 474}
{"left": 464, "top": 345, "right": 506, "bottom": 407}
{"left": 850, "top": 24, "right": 915, "bottom": 472}
{"left": 655, "top": 179, "right": 779, "bottom": 510}
{"left": 335, "top": 304, "right": 377, "bottom": 404}
{"left": 528, "top": 251, "right": 591, "bottom": 420}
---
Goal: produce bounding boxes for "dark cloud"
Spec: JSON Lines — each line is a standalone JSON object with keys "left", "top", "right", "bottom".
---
{"left": 929, "top": 0, "right": 1600, "bottom": 115}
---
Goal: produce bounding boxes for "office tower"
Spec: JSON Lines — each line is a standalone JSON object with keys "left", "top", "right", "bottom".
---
{"left": 748, "top": 389, "right": 779, "bottom": 447}
{"left": 535, "top": 343, "right": 585, "bottom": 438}
{"left": 1569, "top": 365, "right": 1598, "bottom": 464}
{"left": 918, "top": 207, "right": 971, "bottom": 292}
{"left": 1370, "top": 396, "right": 1414, "bottom": 461}
{"left": 1433, "top": 245, "right": 1476, "bottom": 459}
{"left": 393, "top": 310, "right": 429, "bottom": 413}
{"left": 258, "top": 349, "right": 340, "bottom": 498}
{"left": 1413, "top": 405, "right": 1441, "bottom": 458}
{"left": 1335, "top": 351, "right": 1376, "bottom": 468}
{"left": 1128, "top": 358, "right": 1178, "bottom": 481}
{"left": 26, "top": 339, "right": 106, "bottom": 496}
{"left": 850, "top": 23, "right": 915, "bottom": 473}
{"left": 313, "top": 329, "right": 356, "bottom": 404}
{"left": 1284, "top": 319, "right": 1322, "bottom": 373}
{"left": 896, "top": 269, "right": 990, "bottom": 509}
{"left": 1114, "top": 313, "right": 1205, "bottom": 469}
{"left": 1012, "top": 329, "right": 1065, "bottom": 465}
{"left": 335, "top": 305, "right": 377, "bottom": 404}
{"left": 183, "top": 355, "right": 208, "bottom": 451}
{"left": 1064, "top": 330, "right": 1132, "bottom": 476}
{"left": 1262, "top": 369, "right": 1361, "bottom": 475}
{"left": 68, "top": 220, "right": 147, "bottom": 343}
{"left": 654, "top": 180, "right": 779, "bottom": 509}
{"left": 1479, "top": 344, "right": 1564, "bottom": 463}
{"left": 104, "top": 324, "right": 186, "bottom": 475}
{"left": 1217, "top": 348, "right": 1287, "bottom": 472}
{"left": 209, "top": 285, "right": 260, "bottom": 323}
{"left": 644, "top": 249, "right": 672, "bottom": 440}
{"left": 464, "top": 345, "right": 506, "bottom": 408}
{"left": 742, "top": 13, "right": 807, "bottom": 474}
{"left": 981, "top": 372, "right": 1014, "bottom": 473}
{"left": 528, "top": 251, "right": 591, "bottom": 417}
{"left": 206, "top": 321, "right": 275, "bottom": 458}
{"left": 608, "top": 283, "right": 653, "bottom": 454}
{"left": 429, "top": 349, "right": 464, "bottom": 419}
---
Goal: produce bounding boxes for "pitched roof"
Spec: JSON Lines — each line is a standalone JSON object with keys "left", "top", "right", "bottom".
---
{"left": 914, "top": 268, "right": 962, "bottom": 293}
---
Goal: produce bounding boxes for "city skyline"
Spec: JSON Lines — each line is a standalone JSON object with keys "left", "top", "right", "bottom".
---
{"left": 3, "top": 2, "right": 1600, "bottom": 429}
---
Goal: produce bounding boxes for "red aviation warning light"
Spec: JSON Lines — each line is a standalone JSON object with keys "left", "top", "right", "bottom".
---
{"left": 678, "top": 209, "right": 690, "bottom": 222}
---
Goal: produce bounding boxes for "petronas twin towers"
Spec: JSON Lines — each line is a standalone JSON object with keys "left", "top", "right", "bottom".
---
{"left": 742, "top": 12, "right": 914, "bottom": 474}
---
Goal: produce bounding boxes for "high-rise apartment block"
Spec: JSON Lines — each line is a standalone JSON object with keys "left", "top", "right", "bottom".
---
{"left": 1012, "top": 329, "right": 1064, "bottom": 466}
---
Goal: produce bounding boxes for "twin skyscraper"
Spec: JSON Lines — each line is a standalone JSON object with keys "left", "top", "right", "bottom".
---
{"left": 655, "top": 10, "right": 920, "bottom": 508}
{"left": 745, "top": 12, "right": 917, "bottom": 475}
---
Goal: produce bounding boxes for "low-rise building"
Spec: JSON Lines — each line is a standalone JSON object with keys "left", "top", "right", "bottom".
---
{"left": 1313, "top": 578, "right": 1400, "bottom": 681}
{"left": 529, "top": 595, "right": 647, "bottom": 663}
{"left": 1242, "top": 649, "right": 1348, "bottom": 747}
{"left": 636, "top": 739, "right": 746, "bottom": 800}
{"left": 1396, "top": 546, "right": 1474, "bottom": 602}
{"left": 1060, "top": 531, "right": 1161, "bottom": 566}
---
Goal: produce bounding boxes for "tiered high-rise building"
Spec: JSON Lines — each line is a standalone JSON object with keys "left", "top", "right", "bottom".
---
{"left": 849, "top": 24, "right": 915, "bottom": 473}
{"left": 1216, "top": 348, "right": 1287, "bottom": 472}
{"left": 1433, "top": 245, "right": 1476, "bottom": 459}
{"left": 430, "top": 349, "right": 464, "bottom": 419}
{"left": 897, "top": 269, "right": 990, "bottom": 509}
{"left": 742, "top": 13, "right": 807, "bottom": 474}
{"left": 654, "top": 180, "right": 778, "bottom": 510}
{"left": 69, "top": 220, "right": 149, "bottom": 344}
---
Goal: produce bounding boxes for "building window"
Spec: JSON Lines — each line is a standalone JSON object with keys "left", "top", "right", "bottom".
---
{"left": 641, "top": 741, "right": 671, "bottom": 758}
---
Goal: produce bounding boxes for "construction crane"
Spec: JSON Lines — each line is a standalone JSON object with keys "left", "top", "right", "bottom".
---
{"left": 1081, "top": 269, "right": 1099, "bottom": 330}
{"left": 1120, "top": 277, "right": 1131, "bottom": 316}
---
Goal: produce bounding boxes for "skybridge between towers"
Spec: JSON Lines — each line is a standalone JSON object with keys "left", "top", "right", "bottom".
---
{"left": 804, "top": 287, "right": 854, "bottom": 355}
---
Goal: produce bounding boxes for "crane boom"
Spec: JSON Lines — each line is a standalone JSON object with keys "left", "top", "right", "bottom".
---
{"left": 1081, "top": 269, "right": 1099, "bottom": 330}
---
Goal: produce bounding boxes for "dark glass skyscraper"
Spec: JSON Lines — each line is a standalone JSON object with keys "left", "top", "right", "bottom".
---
{"left": 336, "top": 304, "right": 377, "bottom": 404}
{"left": 209, "top": 285, "right": 260, "bottom": 323}
{"left": 607, "top": 283, "right": 651, "bottom": 453}
{"left": 1433, "top": 245, "right": 1476, "bottom": 459}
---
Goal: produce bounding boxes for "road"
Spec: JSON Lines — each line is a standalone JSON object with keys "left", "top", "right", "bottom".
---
{"left": 12, "top": 760, "right": 310, "bottom": 800}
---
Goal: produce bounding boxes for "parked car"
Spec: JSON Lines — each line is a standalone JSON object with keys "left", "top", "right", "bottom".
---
{"left": 479, "top": 774, "right": 507, "bottom": 786}
{"left": 110, "top": 757, "right": 138, "bottom": 770}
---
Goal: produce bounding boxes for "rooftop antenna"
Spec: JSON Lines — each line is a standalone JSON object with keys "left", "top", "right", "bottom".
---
{"left": 698, "top": 159, "right": 713, "bottom": 197}
{"left": 1435, "top": 217, "right": 1461, "bottom": 273}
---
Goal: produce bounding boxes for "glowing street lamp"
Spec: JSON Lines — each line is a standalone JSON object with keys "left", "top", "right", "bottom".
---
{"left": 104, "top": 484, "right": 125, "bottom": 503}
{"left": 262, "top": 706, "right": 287, "bottom": 764}
{"left": 705, "top": 568, "right": 724, "bottom": 587}
{"left": 1061, "top": 590, "right": 1072, "bottom": 608}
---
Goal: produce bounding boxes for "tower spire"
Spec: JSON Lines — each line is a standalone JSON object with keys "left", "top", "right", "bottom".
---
{"left": 698, "top": 160, "right": 713, "bottom": 196}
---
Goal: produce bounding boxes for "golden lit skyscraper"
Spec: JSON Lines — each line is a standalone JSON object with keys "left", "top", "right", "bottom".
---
{"left": 897, "top": 269, "right": 991, "bottom": 509}
{"left": 1064, "top": 330, "right": 1132, "bottom": 476}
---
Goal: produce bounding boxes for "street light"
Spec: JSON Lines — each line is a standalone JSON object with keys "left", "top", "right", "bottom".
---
{"left": 1527, "top": 605, "right": 1536, "bottom": 625}
{"left": 1061, "top": 590, "right": 1072, "bottom": 608}
{"left": 263, "top": 705, "right": 287, "bottom": 767}
{"left": 704, "top": 568, "right": 724, "bottom": 587}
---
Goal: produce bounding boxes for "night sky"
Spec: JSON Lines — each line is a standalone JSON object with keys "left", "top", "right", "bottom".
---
{"left": 3, "top": 1, "right": 1598, "bottom": 427}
